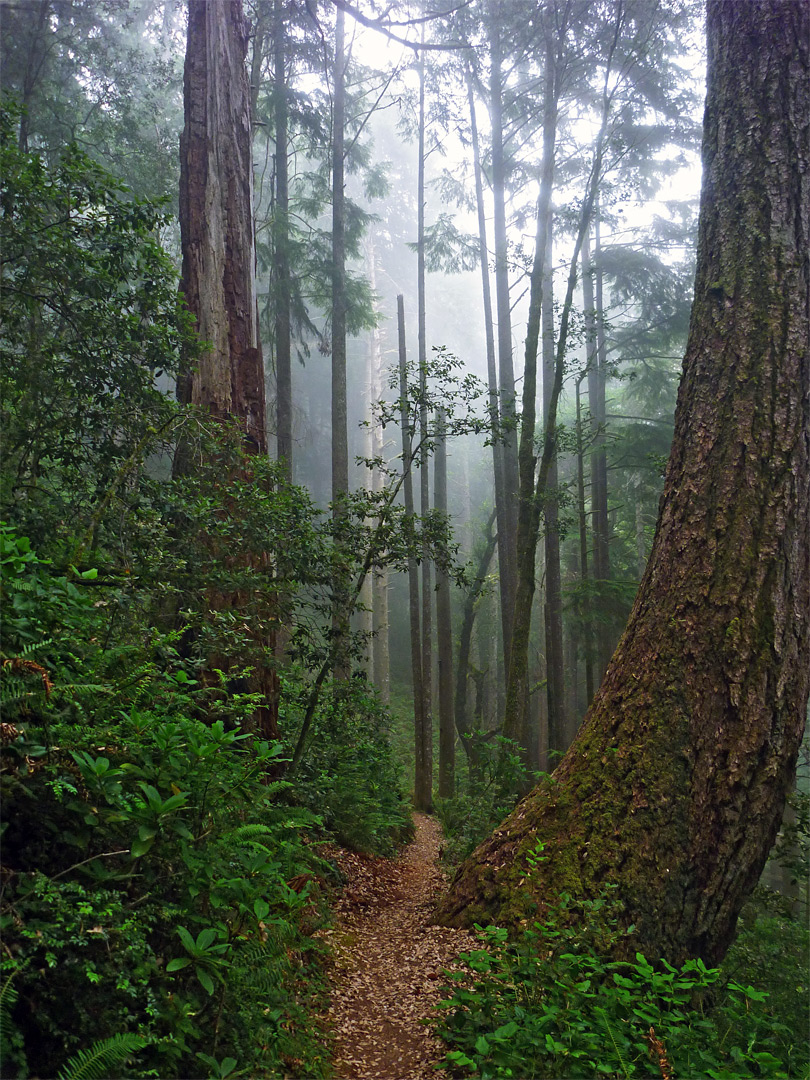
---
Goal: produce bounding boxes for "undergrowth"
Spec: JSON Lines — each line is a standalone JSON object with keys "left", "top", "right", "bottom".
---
{"left": 436, "top": 889, "right": 809, "bottom": 1080}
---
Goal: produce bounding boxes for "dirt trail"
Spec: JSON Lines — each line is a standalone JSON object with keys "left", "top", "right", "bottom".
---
{"left": 322, "top": 813, "right": 475, "bottom": 1080}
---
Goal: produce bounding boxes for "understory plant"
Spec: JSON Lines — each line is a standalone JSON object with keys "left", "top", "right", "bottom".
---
{"left": 437, "top": 889, "right": 806, "bottom": 1080}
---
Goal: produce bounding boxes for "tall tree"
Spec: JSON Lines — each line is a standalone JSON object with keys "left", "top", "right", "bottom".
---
{"left": 435, "top": 407, "right": 455, "bottom": 798}
{"left": 398, "top": 295, "right": 431, "bottom": 812}
{"left": 177, "top": 0, "right": 277, "bottom": 738}
{"left": 437, "top": 0, "right": 810, "bottom": 967}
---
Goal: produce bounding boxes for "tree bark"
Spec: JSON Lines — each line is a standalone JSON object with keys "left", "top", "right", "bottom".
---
{"left": 177, "top": 0, "right": 277, "bottom": 739}
{"left": 436, "top": 0, "right": 810, "bottom": 968}
{"left": 179, "top": 0, "right": 266, "bottom": 450}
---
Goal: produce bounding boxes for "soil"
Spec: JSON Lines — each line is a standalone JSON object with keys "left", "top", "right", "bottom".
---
{"left": 321, "top": 813, "right": 475, "bottom": 1080}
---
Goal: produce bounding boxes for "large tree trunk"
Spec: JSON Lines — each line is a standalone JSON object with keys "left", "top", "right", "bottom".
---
{"left": 176, "top": 0, "right": 278, "bottom": 741}
{"left": 436, "top": 0, "right": 810, "bottom": 968}
{"left": 179, "top": 0, "right": 266, "bottom": 449}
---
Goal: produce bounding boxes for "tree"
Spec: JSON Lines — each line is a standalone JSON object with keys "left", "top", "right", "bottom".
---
{"left": 176, "top": 0, "right": 278, "bottom": 738}
{"left": 436, "top": 0, "right": 810, "bottom": 968}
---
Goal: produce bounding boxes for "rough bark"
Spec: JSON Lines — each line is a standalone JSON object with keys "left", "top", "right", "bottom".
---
{"left": 436, "top": 0, "right": 810, "bottom": 968}
{"left": 177, "top": 0, "right": 276, "bottom": 739}
{"left": 179, "top": 0, "right": 266, "bottom": 450}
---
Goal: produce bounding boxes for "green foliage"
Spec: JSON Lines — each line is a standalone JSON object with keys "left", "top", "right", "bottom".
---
{"left": 437, "top": 892, "right": 804, "bottom": 1080}
{"left": 435, "top": 737, "right": 541, "bottom": 866}
{"left": 0, "top": 99, "right": 197, "bottom": 556}
{"left": 58, "top": 1034, "right": 149, "bottom": 1080}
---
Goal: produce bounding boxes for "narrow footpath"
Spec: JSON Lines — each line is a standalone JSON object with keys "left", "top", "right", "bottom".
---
{"left": 322, "top": 814, "right": 475, "bottom": 1080}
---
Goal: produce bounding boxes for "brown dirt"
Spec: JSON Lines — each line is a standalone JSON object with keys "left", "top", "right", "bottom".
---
{"left": 320, "top": 813, "right": 475, "bottom": 1080}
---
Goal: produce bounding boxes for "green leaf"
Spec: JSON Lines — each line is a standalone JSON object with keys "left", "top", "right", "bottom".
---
{"left": 166, "top": 958, "right": 192, "bottom": 972}
{"left": 474, "top": 1035, "right": 490, "bottom": 1055}
{"left": 130, "top": 836, "right": 154, "bottom": 858}
{"left": 196, "top": 928, "right": 217, "bottom": 951}
{"left": 197, "top": 968, "right": 215, "bottom": 995}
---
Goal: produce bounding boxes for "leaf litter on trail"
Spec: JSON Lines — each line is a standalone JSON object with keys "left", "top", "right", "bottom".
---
{"left": 320, "top": 813, "right": 475, "bottom": 1080}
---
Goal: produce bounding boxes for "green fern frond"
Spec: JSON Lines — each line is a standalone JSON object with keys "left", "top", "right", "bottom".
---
{"left": 57, "top": 1033, "right": 148, "bottom": 1080}
{"left": 0, "top": 973, "right": 19, "bottom": 1044}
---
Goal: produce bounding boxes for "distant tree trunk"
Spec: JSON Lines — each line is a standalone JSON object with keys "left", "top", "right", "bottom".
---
{"left": 502, "top": 35, "right": 558, "bottom": 753}
{"left": 437, "top": 0, "right": 810, "bottom": 968}
{"left": 399, "top": 296, "right": 430, "bottom": 812}
{"left": 366, "top": 234, "right": 389, "bottom": 702}
{"left": 416, "top": 39, "right": 433, "bottom": 806}
{"left": 467, "top": 64, "right": 510, "bottom": 689}
{"left": 435, "top": 408, "right": 455, "bottom": 798}
{"left": 331, "top": 4, "right": 350, "bottom": 677}
{"left": 455, "top": 510, "right": 497, "bottom": 766}
{"left": 273, "top": 0, "right": 292, "bottom": 480}
{"left": 575, "top": 372, "right": 596, "bottom": 707}
{"left": 488, "top": 3, "right": 519, "bottom": 667}
{"left": 177, "top": 0, "right": 277, "bottom": 738}
{"left": 542, "top": 216, "right": 568, "bottom": 755}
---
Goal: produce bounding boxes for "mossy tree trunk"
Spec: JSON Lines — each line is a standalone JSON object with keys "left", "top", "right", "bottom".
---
{"left": 436, "top": 0, "right": 810, "bottom": 967}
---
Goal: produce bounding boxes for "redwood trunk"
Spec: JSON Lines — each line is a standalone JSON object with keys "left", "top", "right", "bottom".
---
{"left": 436, "top": 0, "right": 810, "bottom": 967}
{"left": 177, "top": 0, "right": 278, "bottom": 740}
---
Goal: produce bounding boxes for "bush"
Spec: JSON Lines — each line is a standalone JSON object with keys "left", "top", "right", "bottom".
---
{"left": 437, "top": 890, "right": 802, "bottom": 1080}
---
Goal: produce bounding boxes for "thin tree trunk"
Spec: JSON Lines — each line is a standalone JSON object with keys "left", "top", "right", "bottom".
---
{"left": 576, "top": 373, "right": 596, "bottom": 707}
{"left": 488, "top": 3, "right": 519, "bottom": 667}
{"left": 399, "top": 296, "right": 430, "bottom": 812}
{"left": 331, "top": 4, "right": 350, "bottom": 678}
{"left": 593, "top": 209, "right": 612, "bottom": 674}
{"left": 542, "top": 214, "right": 568, "bottom": 756}
{"left": 435, "top": 408, "right": 455, "bottom": 798}
{"left": 416, "top": 36, "right": 433, "bottom": 806}
{"left": 437, "top": 0, "right": 810, "bottom": 968}
{"left": 466, "top": 64, "right": 510, "bottom": 691}
{"left": 273, "top": 0, "right": 292, "bottom": 480}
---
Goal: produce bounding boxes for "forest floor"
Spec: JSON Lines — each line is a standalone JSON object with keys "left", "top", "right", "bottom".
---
{"left": 321, "top": 813, "right": 475, "bottom": 1080}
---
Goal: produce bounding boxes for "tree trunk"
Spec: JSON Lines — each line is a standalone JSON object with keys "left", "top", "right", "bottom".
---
{"left": 542, "top": 215, "right": 568, "bottom": 756}
{"left": 331, "top": 4, "right": 350, "bottom": 677}
{"left": 416, "top": 39, "right": 434, "bottom": 807}
{"left": 399, "top": 296, "right": 431, "bottom": 813}
{"left": 177, "top": 0, "right": 277, "bottom": 739}
{"left": 179, "top": 0, "right": 266, "bottom": 449}
{"left": 436, "top": 0, "right": 810, "bottom": 968}
{"left": 488, "top": 3, "right": 519, "bottom": 667}
{"left": 273, "top": 0, "right": 292, "bottom": 481}
{"left": 436, "top": 408, "right": 455, "bottom": 799}
{"left": 455, "top": 509, "right": 497, "bottom": 767}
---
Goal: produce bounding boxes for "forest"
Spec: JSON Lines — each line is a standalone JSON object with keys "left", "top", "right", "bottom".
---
{"left": 0, "top": 0, "right": 808, "bottom": 1078}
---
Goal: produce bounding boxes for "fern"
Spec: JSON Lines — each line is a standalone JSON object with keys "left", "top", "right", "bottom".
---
{"left": 57, "top": 1033, "right": 148, "bottom": 1080}
{"left": 0, "top": 973, "right": 19, "bottom": 1045}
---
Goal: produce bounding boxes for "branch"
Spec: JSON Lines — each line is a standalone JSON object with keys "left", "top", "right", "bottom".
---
{"left": 330, "top": 0, "right": 473, "bottom": 51}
